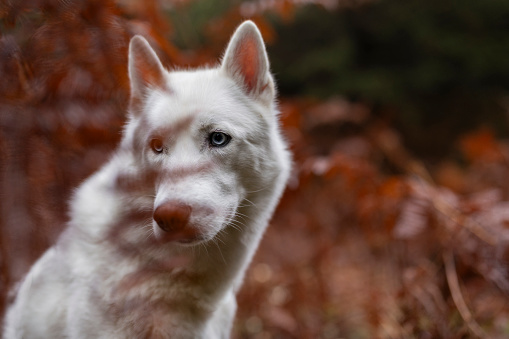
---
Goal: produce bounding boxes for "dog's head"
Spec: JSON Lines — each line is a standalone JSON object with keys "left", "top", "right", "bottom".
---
{"left": 119, "top": 21, "right": 290, "bottom": 246}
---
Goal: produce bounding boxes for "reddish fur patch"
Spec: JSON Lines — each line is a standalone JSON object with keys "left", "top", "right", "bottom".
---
{"left": 150, "top": 115, "right": 195, "bottom": 145}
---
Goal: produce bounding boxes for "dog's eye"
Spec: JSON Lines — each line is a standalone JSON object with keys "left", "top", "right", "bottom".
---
{"left": 150, "top": 138, "right": 164, "bottom": 154}
{"left": 209, "top": 132, "right": 231, "bottom": 147}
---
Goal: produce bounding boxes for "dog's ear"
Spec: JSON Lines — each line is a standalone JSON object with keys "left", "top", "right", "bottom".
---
{"left": 221, "top": 21, "right": 275, "bottom": 105}
{"left": 128, "top": 35, "right": 167, "bottom": 113}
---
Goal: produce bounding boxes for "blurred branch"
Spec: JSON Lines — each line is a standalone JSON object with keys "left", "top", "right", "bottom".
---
{"left": 429, "top": 187, "right": 497, "bottom": 246}
{"left": 443, "top": 250, "right": 486, "bottom": 338}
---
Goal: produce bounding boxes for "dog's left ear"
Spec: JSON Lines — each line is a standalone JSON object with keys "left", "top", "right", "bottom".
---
{"left": 221, "top": 21, "right": 275, "bottom": 105}
{"left": 128, "top": 35, "right": 167, "bottom": 113}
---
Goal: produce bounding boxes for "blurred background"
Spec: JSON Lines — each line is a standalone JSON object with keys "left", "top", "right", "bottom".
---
{"left": 2, "top": 0, "right": 509, "bottom": 337}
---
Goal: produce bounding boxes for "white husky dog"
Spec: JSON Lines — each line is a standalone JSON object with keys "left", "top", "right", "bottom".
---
{"left": 3, "top": 21, "right": 291, "bottom": 338}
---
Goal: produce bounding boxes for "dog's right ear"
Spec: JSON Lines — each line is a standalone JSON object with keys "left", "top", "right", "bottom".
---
{"left": 128, "top": 35, "right": 167, "bottom": 114}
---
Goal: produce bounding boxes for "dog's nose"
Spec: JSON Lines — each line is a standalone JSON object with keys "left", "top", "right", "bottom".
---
{"left": 153, "top": 202, "right": 192, "bottom": 233}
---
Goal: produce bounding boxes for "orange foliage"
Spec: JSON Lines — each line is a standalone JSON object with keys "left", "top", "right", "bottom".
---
{"left": 460, "top": 128, "right": 505, "bottom": 163}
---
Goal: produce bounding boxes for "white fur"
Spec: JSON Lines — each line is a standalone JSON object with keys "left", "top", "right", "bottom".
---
{"left": 3, "top": 21, "right": 291, "bottom": 339}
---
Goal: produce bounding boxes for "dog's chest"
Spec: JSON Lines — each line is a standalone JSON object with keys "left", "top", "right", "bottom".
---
{"left": 90, "top": 261, "right": 213, "bottom": 336}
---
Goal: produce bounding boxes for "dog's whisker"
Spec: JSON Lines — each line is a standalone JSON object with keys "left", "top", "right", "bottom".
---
{"left": 234, "top": 212, "right": 252, "bottom": 221}
{"left": 245, "top": 186, "right": 270, "bottom": 194}
{"left": 241, "top": 198, "right": 258, "bottom": 208}
{"left": 213, "top": 239, "right": 227, "bottom": 265}
{"left": 227, "top": 222, "right": 244, "bottom": 232}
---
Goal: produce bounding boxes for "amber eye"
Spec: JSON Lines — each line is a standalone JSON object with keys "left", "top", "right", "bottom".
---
{"left": 150, "top": 138, "right": 164, "bottom": 154}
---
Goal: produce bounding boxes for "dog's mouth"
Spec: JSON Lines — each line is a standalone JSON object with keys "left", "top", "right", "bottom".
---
{"left": 153, "top": 224, "right": 209, "bottom": 245}
{"left": 175, "top": 235, "right": 208, "bottom": 246}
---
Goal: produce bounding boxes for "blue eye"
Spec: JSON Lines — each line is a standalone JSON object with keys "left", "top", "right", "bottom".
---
{"left": 209, "top": 132, "right": 231, "bottom": 147}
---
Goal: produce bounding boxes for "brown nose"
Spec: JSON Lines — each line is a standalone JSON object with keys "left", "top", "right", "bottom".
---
{"left": 153, "top": 201, "right": 192, "bottom": 233}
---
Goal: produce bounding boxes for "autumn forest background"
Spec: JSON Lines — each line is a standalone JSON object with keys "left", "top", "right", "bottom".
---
{"left": 2, "top": 0, "right": 509, "bottom": 338}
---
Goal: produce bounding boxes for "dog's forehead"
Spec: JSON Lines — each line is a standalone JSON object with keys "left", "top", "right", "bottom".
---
{"left": 143, "top": 69, "right": 263, "bottom": 132}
